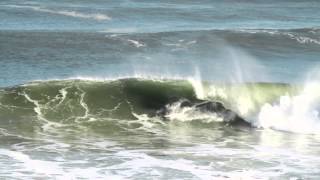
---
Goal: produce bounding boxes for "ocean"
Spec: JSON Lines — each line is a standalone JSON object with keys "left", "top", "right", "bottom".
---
{"left": 1, "top": 0, "right": 320, "bottom": 179}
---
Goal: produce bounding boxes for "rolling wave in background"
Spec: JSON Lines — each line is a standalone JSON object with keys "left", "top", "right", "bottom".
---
{"left": 3, "top": 5, "right": 111, "bottom": 21}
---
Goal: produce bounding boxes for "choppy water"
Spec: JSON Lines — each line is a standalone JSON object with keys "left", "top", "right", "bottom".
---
{"left": 1, "top": 0, "right": 320, "bottom": 179}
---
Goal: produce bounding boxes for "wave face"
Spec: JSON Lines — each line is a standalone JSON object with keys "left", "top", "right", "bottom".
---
{"left": 0, "top": 78, "right": 300, "bottom": 132}
{"left": 0, "top": 79, "right": 196, "bottom": 130}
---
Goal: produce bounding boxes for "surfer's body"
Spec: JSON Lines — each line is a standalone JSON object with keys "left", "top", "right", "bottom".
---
{"left": 156, "top": 98, "right": 251, "bottom": 127}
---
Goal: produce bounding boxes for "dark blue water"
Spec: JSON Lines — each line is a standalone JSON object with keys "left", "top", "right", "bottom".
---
{"left": 1, "top": 0, "right": 320, "bottom": 31}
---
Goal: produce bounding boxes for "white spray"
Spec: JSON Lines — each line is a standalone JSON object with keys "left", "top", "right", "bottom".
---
{"left": 257, "top": 71, "right": 320, "bottom": 134}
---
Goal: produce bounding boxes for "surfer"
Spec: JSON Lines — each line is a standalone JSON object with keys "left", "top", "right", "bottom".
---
{"left": 156, "top": 98, "right": 251, "bottom": 127}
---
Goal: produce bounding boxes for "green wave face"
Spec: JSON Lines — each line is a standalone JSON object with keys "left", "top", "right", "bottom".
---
{"left": 0, "top": 78, "right": 298, "bottom": 133}
{"left": 0, "top": 78, "right": 196, "bottom": 123}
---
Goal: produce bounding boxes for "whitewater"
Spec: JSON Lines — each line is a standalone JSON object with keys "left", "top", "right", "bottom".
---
{"left": 1, "top": 0, "right": 320, "bottom": 179}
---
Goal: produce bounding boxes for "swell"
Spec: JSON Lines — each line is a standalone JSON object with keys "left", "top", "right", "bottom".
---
{"left": 104, "top": 27, "right": 320, "bottom": 47}
{"left": 232, "top": 28, "right": 320, "bottom": 45}
{"left": 2, "top": 28, "right": 319, "bottom": 88}
{"left": 1, "top": 28, "right": 319, "bottom": 52}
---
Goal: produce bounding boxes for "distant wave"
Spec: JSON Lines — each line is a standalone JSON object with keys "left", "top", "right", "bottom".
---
{"left": 235, "top": 28, "right": 320, "bottom": 45}
{"left": 4, "top": 5, "right": 111, "bottom": 21}
{"left": 100, "top": 27, "right": 320, "bottom": 46}
{"left": 287, "top": 34, "right": 320, "bottom": 45}
{"left": 127, "top": 39, "right": 145, "bottom": 48}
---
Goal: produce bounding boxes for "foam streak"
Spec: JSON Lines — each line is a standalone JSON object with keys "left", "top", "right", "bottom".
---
{"left": 6, "top": 5, "right": 111, "bottom": 21}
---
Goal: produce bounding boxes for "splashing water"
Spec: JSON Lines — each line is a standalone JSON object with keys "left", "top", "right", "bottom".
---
{"left": 257, "top": 81, "right": 320, "bottom": 134}
{"left": 188, "top": 68, "right": 205, "bottom": 100}
{"left": 163, "top": 100, "right": 223, "bottom": 123}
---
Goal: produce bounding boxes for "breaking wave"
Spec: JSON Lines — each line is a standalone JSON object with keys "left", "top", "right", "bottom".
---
{"left": 3, "top": 78, "right": 320, "bottom": 134}
{"left": 257, "top": 80, "right": 320, "bottom": 134}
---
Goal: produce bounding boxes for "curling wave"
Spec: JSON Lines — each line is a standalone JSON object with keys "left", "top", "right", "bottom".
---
{"left": 0, "top": 78, "right": 307, "bottom": 133}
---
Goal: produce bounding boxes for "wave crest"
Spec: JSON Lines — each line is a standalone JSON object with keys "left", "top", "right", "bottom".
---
{"left": 5, "top": 5, "right": 111, "bottom": 21}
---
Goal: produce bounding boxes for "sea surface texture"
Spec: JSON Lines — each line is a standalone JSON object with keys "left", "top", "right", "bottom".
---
{"left": 1, "top": 0, "right": 320, "bottom": 179}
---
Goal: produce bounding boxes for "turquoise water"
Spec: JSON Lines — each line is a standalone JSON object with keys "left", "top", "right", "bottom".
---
{"left": 1, "top": 1, "right": 320, "bottom": 179}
